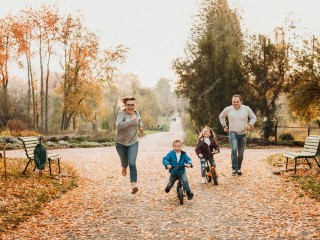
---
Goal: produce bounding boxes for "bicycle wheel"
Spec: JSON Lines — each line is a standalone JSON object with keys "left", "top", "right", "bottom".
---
{"left": 205, "top": 164, "right": 212, "bottom": 182}
{"left": 211, "top": 167, "right": 218, "bottom": 185}
{"left": 178, "top": 186, "right": 184, "bottom": 205}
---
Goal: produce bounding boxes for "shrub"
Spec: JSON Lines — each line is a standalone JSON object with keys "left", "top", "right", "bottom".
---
{"left": 184, "top": 129, "right": 197, "bottom": 146}
{"left": 279, "top": 133, "right": 294, "bottom": 141}
{"left": 7, "top": 120, "right": 27, "bottom": 137}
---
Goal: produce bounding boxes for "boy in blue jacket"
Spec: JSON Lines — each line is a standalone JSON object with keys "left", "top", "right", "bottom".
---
{"left": 162, "top": 139, "right": 194, "bottom": 200}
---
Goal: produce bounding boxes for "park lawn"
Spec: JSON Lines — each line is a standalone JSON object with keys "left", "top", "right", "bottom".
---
{"left": 157, "top": 116, "right": 171, "bottom": 131}
{"left": 0, "top": 158, "right": 78, "bottom": 233}
{"left": 267, "top": 154, "right": 320, "bottom": 201}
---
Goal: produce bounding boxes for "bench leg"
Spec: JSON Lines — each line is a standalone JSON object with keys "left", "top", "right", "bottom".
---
{"left": 305, "top": 158, "right": 312, "bottom": 169}
{"left": 286, "top": 157, "right": 289, "bottom": 170}
{"left": 23, "top": 159, "right": 33, "bottom": 175}
{"left": 313, "top": 157, "right": 320, "bottom": 169}
{"left": 48, "top": 160, "right": 52, "bottom": 176}
{"left": 58, "top": 158, "right": 61, "bottom": 173}
{"left": 294, "top": 158, "right": 297, "bottom": 174}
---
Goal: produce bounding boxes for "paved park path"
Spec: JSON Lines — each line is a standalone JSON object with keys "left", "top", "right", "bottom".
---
{"left": 3, "top": 117, "right": 320, "bottom": 239}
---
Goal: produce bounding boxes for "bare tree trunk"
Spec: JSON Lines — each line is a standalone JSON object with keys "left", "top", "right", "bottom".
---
{"left": 73, "top": 116, "right": 76, "bottom": 130}
{"left": 45, "top": 52, "right": 51, "bottom": 132}
{"left": 61, "top": 111, "right": 66, "bottom": 131}
{"left": 28, "top": 57, "right": 37, "bottom": 129}
{"left": 26, "top": 52, "right": 35, "bottom": 128}
{"left": 27, "top": 65, "right": 31, "bottom": 122}
{"left": 39, "top": 39, "right": 45, "bottom": 131}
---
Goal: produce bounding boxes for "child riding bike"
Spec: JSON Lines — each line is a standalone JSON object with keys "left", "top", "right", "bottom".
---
{"left": 163, "top": 139, "right": 194, "bottom": 200}
{"left": 195, "top": 126, "right": 220, "bottom": 184}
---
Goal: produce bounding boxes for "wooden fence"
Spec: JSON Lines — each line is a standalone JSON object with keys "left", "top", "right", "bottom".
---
{"left": 275, "top": 125, "right": 320, "bottom": 142}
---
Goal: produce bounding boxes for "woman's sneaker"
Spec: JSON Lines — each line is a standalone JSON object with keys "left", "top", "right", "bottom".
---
{"left": 237, "top": 169, "right": 243, "bottom": 176}
{"left": 132, "top": 186, "right": 138, "bottom": 194}
{"left": 232, "top": 170, "right": 237, "bottom": 175}
{"left": 165, "top": 186, "right": 171, "bottom": 193}
{"left": 122, "top": 168, "right": 127, "bottom": 176}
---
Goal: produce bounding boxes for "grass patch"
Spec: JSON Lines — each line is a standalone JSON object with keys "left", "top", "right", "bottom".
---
{"left": 267, "top": 154, "right": 320, "bottom": 201}
{"left": 184, "top": 129, "right": 197, "bottom": 146}
{"left": 157, "top": 116, "right": 170, "bottom": 131}
{"left": 0, "top": 158, "right": 78, "bottom": 233}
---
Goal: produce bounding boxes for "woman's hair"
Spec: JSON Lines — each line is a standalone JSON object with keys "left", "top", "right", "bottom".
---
{"left": 172, "top": 139, "right": 184, "bottom": 146}
{"left": 197, "top": 126, "right": 216, "bottom": 140}
{"left": 120, "top": 96, "right": 136, "bottom": 105}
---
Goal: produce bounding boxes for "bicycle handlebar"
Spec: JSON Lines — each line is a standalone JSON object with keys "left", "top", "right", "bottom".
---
{"left": 165, "top": 164, "right": 193, "bottom": 170}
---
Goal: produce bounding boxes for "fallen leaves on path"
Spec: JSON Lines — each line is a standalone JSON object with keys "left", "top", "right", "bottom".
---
{"left": 2, "top": 130, "right": 320, "bottom": 239}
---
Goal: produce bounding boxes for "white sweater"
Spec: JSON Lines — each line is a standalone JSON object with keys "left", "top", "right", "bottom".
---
{"left": 219, "top": 105, "right": 257, "bottom": 134}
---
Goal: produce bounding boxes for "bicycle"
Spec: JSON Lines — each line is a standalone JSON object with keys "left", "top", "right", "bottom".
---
{"left": 166, "top": 165, "right": 192, "bottom": 205}
{"left": 202, "top": 156, "right": 218, "bottom": 185}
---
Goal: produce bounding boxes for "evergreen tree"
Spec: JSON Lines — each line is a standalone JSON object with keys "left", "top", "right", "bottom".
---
{"left": 173, "top": 0, "right": 244, "bottom": 132}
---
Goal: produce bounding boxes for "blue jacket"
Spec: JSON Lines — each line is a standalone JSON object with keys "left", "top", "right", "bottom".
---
{"left": 162, "top": 150, "right": 192, "bottom": 176}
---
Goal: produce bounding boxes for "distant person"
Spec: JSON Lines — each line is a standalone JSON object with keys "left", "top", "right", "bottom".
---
{"left": 195, "top": 126, "right": 220, "bottom": 183}
{"left": 162, "top": 139, "right": 194, "bottom": 200}
{"left": 219, "top": 95, "right": 256, "bottom": 176}
{"left": 115, "top": 96, "right": 143, "bottom": 194}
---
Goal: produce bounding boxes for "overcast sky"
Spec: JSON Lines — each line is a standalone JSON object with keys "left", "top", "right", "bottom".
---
{"left": 1, "top": 0, "right": 320, "bottom": 87}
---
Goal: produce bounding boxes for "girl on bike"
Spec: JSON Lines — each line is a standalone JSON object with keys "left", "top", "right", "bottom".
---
{"left": 195, "top": 126, "right": 220, "bottom": 184}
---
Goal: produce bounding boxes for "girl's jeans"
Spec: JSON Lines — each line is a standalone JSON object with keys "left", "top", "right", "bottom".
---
{"left": 229, "top": 132, "right": 247, "bottom": 170}
{"left": 116, "top": 142, "right": 138, "bottom": 183}
{"left": 167, "top": 172, "right": 191, "bottom": 192}
{"left": 200, "top": 157, "right": 216, "bottom": 177}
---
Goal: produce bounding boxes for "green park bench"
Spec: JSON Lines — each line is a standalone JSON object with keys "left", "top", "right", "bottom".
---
{"left": 18, "top": 136, "right": 61, "bottom": 176}
{"left": 283, "top": 135, "right": 320, "bottom": 174}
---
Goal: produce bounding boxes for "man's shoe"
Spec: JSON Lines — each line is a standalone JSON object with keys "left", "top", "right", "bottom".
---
{"left": 122, "top": 168, "right": 127, "bottom": 176}
{"left": 187, "top": 192, "right": 194, "bottom": 200}
{"left": 237, "top": 169, "right": 243, "bottom": 176}
{"left": 165, "top": 186, "right": 171, "bottom": 193}
{"left": 232, "top": 170, "right": 237, "bottom": 175}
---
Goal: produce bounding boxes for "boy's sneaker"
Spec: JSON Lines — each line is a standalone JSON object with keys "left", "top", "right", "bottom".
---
{"left": 232, "top": 170, "right": 237, "bottom": 175}
{"left": 237, "top": 169, "right": 243, "bottom": 176}
{"left": 165, "top": 186, "right": 171, "bottom": 193}
{"left": 187, "top": 191, "right": 194, "bottom": 200}
{"left": 201, "top": 177, "right": 206, "bottom": 184}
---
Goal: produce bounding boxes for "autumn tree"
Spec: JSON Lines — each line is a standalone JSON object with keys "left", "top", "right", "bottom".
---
{"left": 58, "top": 15, "right": 126, "bottom": 131}
{"left": 12, "top": 11, "right": 38, "bottom": 128}
{"left": 137, "top": 87, "right": 159, "bottom": 129}
{"left": 242, "top": 30, "right": 290, "bottom": 138}
{"left": 154, "top": 78, "right": 176, "bottom": 117}
{"left": 173, "top": 0, "right": 244, "bottom": 131}
{"left": 287, "top": 35, "right": 320, "bottom": 126}
{"left": 109, "top": 73, "right": 160, "bottom": 130}
{"left": 22, "top": 5, "right": 60, "bottom": 131}
{"left": 0, "top": 15, "right": 21, "bottom": 128}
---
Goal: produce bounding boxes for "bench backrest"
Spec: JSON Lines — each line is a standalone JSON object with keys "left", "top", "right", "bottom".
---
{"left": 18, "top": 136, "right": 40, "bottom": 160}
{"left": 304, "top": 135, "right": 320, "bottom": 155}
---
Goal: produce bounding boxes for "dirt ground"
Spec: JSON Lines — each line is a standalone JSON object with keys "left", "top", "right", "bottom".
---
{"left": 3, "top": 118, "right": 320, "bottom": 239}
